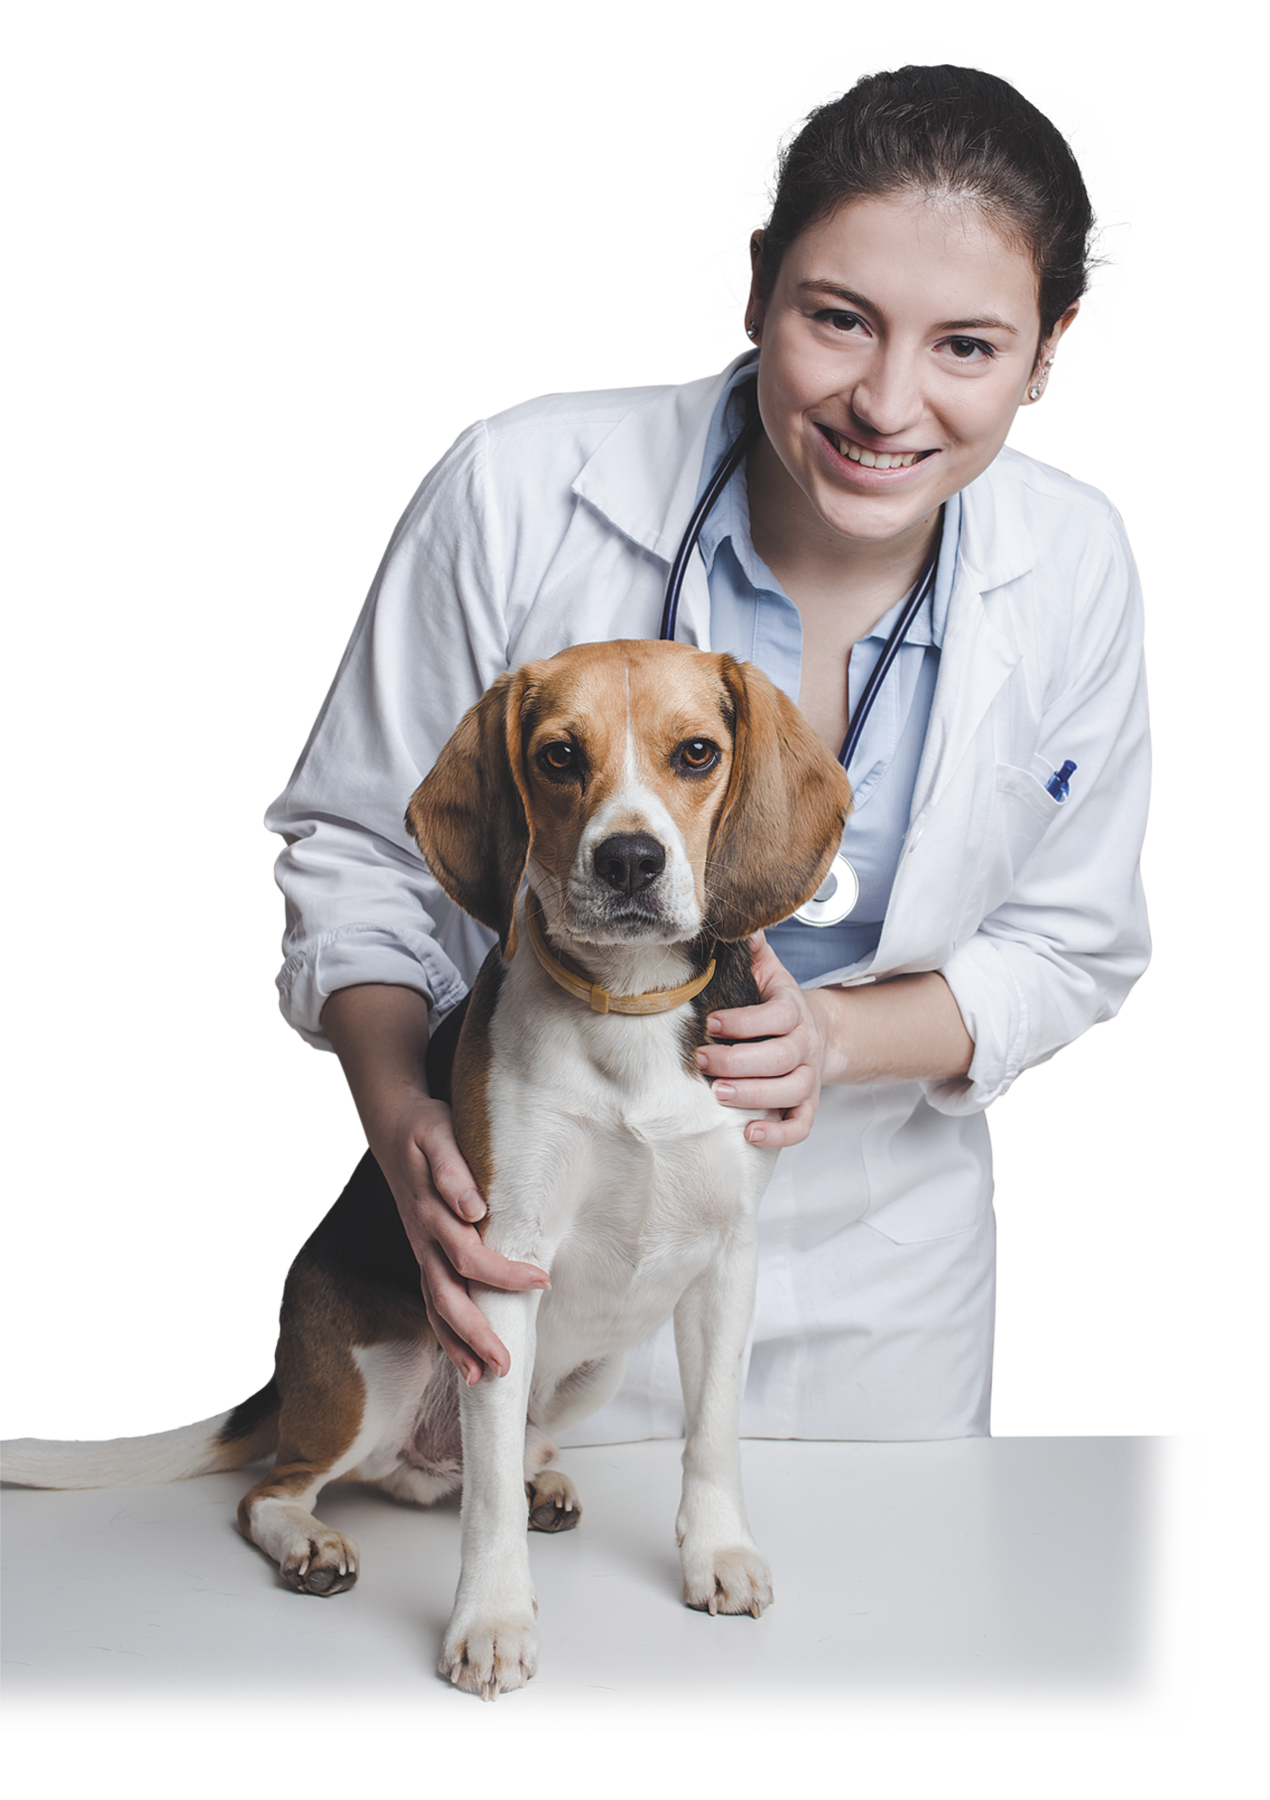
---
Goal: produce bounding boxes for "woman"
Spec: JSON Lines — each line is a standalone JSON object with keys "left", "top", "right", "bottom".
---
{"left": 267, "top": 66, "right": 1149, "bottom": 1442}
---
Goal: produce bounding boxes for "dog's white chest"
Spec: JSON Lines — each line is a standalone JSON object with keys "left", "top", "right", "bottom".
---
{"left": 482, "top": 957, "right": 774, "bottom": 1364}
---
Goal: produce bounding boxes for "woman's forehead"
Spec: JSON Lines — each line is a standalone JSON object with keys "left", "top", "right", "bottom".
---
{"left": 778, "top": 192, "right": 1042, "bottom": 322}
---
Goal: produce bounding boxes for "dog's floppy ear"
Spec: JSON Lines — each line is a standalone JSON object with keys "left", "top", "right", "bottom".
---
{"left": 705, "top": 656, "right": 853, "bottom": 941}
{"left": 405, "top": 669, "right": 533, "bottom": 959}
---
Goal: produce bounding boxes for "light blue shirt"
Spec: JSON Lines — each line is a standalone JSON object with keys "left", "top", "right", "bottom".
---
{"left": 697, "top": 359, "right": 960, "bottom": 984}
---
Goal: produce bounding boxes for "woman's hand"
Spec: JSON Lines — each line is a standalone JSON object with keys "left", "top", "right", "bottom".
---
{"left": 320, "top": 984, "right": 549, "bottom": 1387}
{"left": 370, "top": 1090, "right": 550, "bottom": 1387}
{"left": 693, "top": 932, "right": 827, "bottom": 1148}
{"left": 696, "top": 945, "right": 976, "bottom": 1133}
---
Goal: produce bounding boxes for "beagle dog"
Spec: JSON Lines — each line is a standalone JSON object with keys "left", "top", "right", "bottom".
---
{"left": 3, "top": 639, "right": 850, "bottom": 1700}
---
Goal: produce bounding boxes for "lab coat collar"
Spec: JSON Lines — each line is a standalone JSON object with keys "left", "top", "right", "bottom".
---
{"left": 571, "top": 355, "right": 753, "bottom": 567}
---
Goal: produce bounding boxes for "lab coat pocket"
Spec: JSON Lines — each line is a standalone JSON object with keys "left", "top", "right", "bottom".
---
{"left": 994, "top": 761, "right": 1063, "bottom": 872}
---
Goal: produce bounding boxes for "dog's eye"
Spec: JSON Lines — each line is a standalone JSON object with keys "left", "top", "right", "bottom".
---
{"left": 537, "top": 741, "right": 579, "bottom": 779}
{"left": 673, "top": 738, "right": 721, "bottom": 776}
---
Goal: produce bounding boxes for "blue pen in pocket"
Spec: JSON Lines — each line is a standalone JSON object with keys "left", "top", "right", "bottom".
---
{"left": 1045, "top": 759, "right": 1077, "bottom": 802}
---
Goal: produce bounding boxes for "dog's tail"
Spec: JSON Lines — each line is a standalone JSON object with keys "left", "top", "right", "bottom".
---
{"left": 1, "top": 1379, "right": 281, "bottom": 1490}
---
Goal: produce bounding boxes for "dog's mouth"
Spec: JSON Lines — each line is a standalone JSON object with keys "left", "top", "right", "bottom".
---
{"left": 564, "top": 897, "right": 686, "bottom": 945}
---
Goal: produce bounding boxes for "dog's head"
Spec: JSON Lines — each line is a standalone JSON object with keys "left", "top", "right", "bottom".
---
{"left": 406, "top": 639, "right": 851, "bottom": 957}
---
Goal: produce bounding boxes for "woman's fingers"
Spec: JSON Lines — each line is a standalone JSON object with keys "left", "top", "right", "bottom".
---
{"left": 377, "top": 1099, "right": 549, "bottom": 1381}
{"left": 697, "top": 934, "right": 827, "bottom": 1133}
{"left": 743, "top": 1097, "right": 816, "bottom": 1149}
{"left": 419, "top": 1239, "right": 515, "bottom": 1383}
{"left": 703, "top": 991, "right": 803, "bottom": 1045}
{"left": 697, "top": 1027, "right": 811, "bottom": 1082}
{"left": 415, "top": 1103, "right": 488, "bottom": 1222}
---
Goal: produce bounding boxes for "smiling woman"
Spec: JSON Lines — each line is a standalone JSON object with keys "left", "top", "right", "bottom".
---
{"left": 744, "top": 192, "right": 1078, "bottom": 749}
{"left": 263, "top": 63, "right": 1150, "bottom": 1447}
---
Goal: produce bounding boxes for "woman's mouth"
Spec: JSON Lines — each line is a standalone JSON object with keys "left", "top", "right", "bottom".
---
{"left": 817, "top": 425, "right": 936, "bottom": 470}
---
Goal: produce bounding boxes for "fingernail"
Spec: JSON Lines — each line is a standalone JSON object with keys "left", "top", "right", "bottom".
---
{"left": 695, "top": 1049, "right": 709, "bottom": 1068}
{"left": 715, "top": 1083, "right": 736, "bottom": 1102}
{"left": 533, "top": 1278, "right": 551, "bottom": 1290}
{"left": 460, "top": 1196, "right": 486, "bottom": 1221}
{"left": 707, "top": 1016, "right": 723, "bottom": 1034}
{"left": 465, "top": 1364, "right": 482, "bottom": 1386}
{"left": 748, "top": 1125, "right": 767, "bottom": 1144}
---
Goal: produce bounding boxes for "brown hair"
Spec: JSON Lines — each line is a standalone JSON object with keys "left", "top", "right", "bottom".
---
{"left": 757, "top": 66, "right": 1096, "bottom": 341}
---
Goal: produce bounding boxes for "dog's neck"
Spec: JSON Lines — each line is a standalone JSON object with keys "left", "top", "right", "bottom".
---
{"left": 522, "top": 889, "right": 714, "bottom": 1015}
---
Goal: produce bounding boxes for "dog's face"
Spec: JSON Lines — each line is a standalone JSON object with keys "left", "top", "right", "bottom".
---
{"left": 407, "top": 639, "right": 851, "bottom": 956}
{"left": 517, "top": 642, "right": 738, "bottom": 945}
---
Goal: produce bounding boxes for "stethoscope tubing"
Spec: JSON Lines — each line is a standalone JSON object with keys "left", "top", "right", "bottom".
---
{"left": 660, "top": 393, "right": 937, "bottom": 779}
{"left": 659, "top": 410, "right": 763, "bottom": 645}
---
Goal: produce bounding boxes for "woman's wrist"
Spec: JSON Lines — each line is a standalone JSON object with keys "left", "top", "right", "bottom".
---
{"left": 809, "top": 972, "right": 974, "bottom": 1087}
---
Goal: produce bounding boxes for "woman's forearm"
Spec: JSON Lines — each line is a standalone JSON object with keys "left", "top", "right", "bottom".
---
{"left": 809, "top": 972, "right": 974, "bottom": 1086}
{"left": 320, "top": 982, "right": 435, "bottom": 1143}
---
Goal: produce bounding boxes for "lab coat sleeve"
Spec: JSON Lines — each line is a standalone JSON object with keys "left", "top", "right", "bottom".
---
{"left": 265, "top": 422, "right": 510, "bottom": 1049}
{"left": 929, "top": 511, "right": 1151, "bottom": 1112}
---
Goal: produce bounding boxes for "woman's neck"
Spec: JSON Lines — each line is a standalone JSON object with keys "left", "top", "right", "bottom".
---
{"left": 745, "top": 435, "right": 940, "bottom": 641}
{"left": 744, "top": 435, "right": 942, "bottom": 756}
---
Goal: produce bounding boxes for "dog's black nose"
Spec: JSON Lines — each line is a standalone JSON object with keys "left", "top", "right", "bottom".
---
{"left": 593, "top": 833, "right": 666, "bottom": 896}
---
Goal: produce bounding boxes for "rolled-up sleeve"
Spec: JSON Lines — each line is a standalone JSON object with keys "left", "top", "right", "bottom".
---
{"left": 929, "top": 512, "right": 1151, "bottom": 1113}
{"left": 265, "top": 422, "right": 511, "bottom": 1049}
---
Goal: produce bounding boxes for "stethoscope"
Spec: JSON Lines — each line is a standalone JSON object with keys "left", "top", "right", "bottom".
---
{"left": 659, "top": 388, "right": 938, "bottom": 927}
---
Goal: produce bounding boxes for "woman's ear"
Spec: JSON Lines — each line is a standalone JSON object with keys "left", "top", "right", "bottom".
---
{"left": 405, "top": 669, "right": 533, "bottom": 959}
{"left": 744, "top": 230, "right": 766, "bottom": 343}
{"left": 1024, "top": 301, "right": 1080, "bottom": 403}
{"left": 705, "top": 657, "right": 852, "bottom": 941}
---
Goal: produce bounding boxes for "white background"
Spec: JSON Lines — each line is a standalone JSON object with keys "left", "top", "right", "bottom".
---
{"left": 2, "top": 0, "right": 1262, "bottom": 1785}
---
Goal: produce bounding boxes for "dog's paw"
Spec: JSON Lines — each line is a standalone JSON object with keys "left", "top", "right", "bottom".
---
{"left": 680, "top": 1542, "right": 773, "bottom": 1619}
{"left": 526, "top": 1467, "right": 582, "bottom": 1533}
{"left": 439, "top": 1609, "right": 538, "bottom": 1700}
{"left": 280, "top": 1529, "right": 359, "bottom": 1596}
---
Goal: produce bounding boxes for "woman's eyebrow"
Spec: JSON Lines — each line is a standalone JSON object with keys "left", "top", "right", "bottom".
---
{"left": 799, "top": 280, "right": 1020, "bottom": 336}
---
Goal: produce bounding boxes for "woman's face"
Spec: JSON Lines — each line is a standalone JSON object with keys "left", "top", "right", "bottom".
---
{"left": 748, "top": 193, "right": 1074, "bottom": 551}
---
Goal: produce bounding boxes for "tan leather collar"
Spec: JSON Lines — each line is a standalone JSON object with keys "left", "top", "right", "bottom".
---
{"left": 524, "top": 891, "right": 716, "bottom": 1016}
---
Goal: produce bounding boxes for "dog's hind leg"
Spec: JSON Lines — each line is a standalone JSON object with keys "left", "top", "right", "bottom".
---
{"left": 523, "top": 1425, "right": 582, "bottom": 1533}
{"left": 236, "top": 1359, "right": 369, "bottom": 1596}
{"left": 236, "top": 1312, "right": 374, "bottom": 1596}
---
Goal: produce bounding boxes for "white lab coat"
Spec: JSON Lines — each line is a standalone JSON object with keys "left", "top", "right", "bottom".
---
{"left": 267, "top": 355, "right": 1150, "bottom": 1442}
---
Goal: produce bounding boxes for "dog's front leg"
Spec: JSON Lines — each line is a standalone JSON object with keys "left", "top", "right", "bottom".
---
{"left": 440, "top": 1286, "right": 542, "bottom": 1699}
{"left": 672, "top": 1226, "right": 773, "bottom": 1619}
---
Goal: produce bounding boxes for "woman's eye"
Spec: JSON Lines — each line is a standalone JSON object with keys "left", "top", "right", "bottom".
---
{"left": 945, "top": 336, "right": 994, "bottom": 361}
{"left": 817, "top": 309, "right": 866, "bottom": 334}
{"left": 674, "top": 738, "right": 721, "bottom": 776}
{"left": 537, "top": 741, "right": 578, "bottom": 777}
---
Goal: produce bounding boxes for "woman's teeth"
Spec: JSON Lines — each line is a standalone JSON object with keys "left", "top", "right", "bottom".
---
{"left": 822, "top": 427, "right": 926, "bottom": 470}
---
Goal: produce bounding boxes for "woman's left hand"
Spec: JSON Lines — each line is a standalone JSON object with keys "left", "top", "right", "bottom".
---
{"left": 694, "top": 931, "right": 826, "bottom": 1148}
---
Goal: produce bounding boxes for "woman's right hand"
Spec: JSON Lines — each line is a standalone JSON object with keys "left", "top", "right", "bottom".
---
{"left": 371, "top": 1090, "right": 550, "bottom": 1385}
{"left": 320, "top": 983, "right": 549, "bottom": 1386}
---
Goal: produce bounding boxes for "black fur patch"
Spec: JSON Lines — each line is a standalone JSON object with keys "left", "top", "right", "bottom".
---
{"left": 424, "top": 989, "right": 472, "bottom": 1106}
{"left": 680, "top": 936, "right": 764, "bottom": 1074}
{"left": 220, "top": 1377, "right": 281, "bottom": 1443}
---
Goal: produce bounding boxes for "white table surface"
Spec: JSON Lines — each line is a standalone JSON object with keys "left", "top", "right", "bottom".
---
{"left": 3, "top": 1436, "right": 1157, "bottom": 1708}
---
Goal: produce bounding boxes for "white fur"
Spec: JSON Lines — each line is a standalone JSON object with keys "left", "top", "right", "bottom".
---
{"left": 433, "top": 890, "right": 777, "bottom": 1695}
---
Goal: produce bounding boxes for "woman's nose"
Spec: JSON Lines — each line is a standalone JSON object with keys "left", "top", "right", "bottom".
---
{"left": 848, "top": 348, "right": 924, "bottom": 438}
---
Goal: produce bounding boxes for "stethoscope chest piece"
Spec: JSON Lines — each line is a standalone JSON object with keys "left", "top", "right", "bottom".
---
{"left": 793, "top": 851, "right": 859, "bottom": 926}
